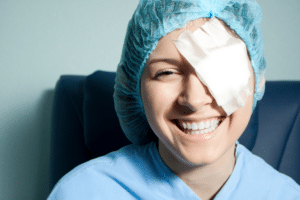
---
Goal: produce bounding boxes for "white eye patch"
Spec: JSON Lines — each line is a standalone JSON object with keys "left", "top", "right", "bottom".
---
{"left": 173, "top": 17, "right": 253, "bottom": 116}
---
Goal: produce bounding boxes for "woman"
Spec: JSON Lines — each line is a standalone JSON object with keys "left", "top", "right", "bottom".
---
{"left": 48, "top": 0, "right": 300, "bottom": 199}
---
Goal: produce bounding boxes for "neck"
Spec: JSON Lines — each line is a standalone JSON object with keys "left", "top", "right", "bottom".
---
{"left": 158, "top": 142, "right": 237, "bottom": 200}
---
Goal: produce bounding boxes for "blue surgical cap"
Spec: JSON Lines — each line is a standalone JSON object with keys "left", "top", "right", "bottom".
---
{"left": 113, "top": 0, "right": 267, "bottom": 144}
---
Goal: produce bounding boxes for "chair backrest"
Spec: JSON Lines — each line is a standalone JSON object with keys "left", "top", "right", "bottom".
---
{"left": 50, "top": 70, "right": 300, "bottom": 191}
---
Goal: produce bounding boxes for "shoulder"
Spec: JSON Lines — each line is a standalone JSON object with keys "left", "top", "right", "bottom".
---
{"left": 47, "top": 143, "right": 153, "bottom": 200}
{"left": 58, "top": 143, "right": 145, "bottom": 184}
{"left": 238, "top": 144, "right": 300, "bottom": 198}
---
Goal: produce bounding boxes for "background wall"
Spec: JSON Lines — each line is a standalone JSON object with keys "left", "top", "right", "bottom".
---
{"left": 0, "top": 0, "right": 299, "bottom": 199}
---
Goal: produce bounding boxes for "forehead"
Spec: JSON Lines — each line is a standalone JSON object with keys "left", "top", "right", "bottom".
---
{"left": 147, "top": 18, "right": 242, "bottom": 63}
{"left": 145, "top": 17, "right": 255, "bottom": 84}
{"left": 148, "top": 18, "right": 206, "bottom": 62}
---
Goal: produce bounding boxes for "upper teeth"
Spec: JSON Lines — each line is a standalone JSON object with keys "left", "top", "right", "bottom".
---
{"left": 182, "top": 119, "right": 221, "bottom": 131}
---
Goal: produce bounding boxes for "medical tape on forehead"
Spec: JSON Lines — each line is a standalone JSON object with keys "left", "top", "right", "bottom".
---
{"left": 173, "top": 17, "right": 253, "bottom": 116}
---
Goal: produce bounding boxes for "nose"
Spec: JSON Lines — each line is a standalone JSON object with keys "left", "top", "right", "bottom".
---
{"left": 177, "top": 74, "right": 213, "bottom": 112}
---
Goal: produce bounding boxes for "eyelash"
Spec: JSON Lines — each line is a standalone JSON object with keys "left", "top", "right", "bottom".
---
{"left": 154, "top": 70, "right": 176, "bottom": 78}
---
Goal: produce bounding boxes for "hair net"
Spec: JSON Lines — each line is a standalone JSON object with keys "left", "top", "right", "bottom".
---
{"left": 113, "top": 0, "right": 267, "bottom": 145}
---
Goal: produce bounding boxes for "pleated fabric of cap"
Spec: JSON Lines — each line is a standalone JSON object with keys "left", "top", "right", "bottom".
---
{"left": 113, "top": 0, "right": 267, "bottom": 145}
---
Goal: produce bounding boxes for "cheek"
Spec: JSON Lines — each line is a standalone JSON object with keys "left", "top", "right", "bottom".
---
{"left": 141, "top": 82, "right": 179, "bottom": 120}
{"left": 156, "top": 90, "right": 174, "bottom": 105}
{"left": 145, "top": 85, "right": 176, "bottom": 111}
{"left": 141, "top": 84, "right": 178, "bottom": 140}
{"left": 227, "top": 61, "right": 255, "bottom": 137}
{"left": 228, "top": 89, "right": 254, "bottom": 138}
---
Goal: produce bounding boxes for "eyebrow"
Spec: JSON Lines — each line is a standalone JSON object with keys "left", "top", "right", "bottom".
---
{"left": 147, "top": 58, "right": 181, "bottom": 67}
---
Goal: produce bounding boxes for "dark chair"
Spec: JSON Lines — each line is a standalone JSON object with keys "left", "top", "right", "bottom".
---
{"left": 49, "top": 70, "right": 300, "bottom": 192}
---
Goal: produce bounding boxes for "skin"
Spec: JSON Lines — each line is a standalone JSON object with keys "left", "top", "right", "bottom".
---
{"left": 140, "top": 18, "right": 260, "bottom": 200}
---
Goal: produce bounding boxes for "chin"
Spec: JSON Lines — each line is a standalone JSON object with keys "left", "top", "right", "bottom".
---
{"left": 159, "top": 137, "right": 222, "bottom": 168}
{"left": 176, "top": 145, "right": 223, "bottom": 167}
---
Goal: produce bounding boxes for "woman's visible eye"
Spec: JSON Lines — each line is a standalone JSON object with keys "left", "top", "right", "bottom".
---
{"left": 154, "top": 70, "right": 176, "bottom": 78}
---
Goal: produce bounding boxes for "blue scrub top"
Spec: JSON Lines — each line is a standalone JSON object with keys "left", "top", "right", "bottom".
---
{"left": 47, "top": 140, "right": 300, "bottom": 200}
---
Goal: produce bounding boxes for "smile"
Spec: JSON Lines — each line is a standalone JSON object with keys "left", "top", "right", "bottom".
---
{"left": 174, "top": 117, "right": 225, "bottom": 135}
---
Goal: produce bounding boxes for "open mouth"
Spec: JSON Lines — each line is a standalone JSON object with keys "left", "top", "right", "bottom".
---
{"left": 172, "top": 117, "right": 226, "bottom": 135}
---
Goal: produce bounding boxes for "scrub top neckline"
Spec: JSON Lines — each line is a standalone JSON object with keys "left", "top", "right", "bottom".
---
{"left": 148, "top": 140, "right": 242, "bottom": 200}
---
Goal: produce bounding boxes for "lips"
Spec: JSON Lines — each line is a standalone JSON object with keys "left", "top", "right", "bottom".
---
{"left": 173, "top": 117, "right": 226, "bottom": 133}
{"left": 170, "top": 116, "right": 227, "bottom": 142}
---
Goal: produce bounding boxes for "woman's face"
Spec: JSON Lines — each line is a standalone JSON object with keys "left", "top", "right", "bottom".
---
{"left": 140, "top": 18, "right": 255, "bottom": 167}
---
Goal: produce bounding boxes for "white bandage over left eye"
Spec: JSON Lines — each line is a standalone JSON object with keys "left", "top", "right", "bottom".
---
{"left": 172, "top": 17, "right": 253, "bottom": 116}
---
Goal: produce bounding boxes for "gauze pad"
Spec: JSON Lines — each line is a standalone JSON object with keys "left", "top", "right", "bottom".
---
{"left": 173, "top": 17, "right": 253, "bottom": 116}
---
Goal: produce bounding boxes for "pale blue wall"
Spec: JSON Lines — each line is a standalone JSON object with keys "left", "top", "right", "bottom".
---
{"left": 258, "top": 0, "right": 300, "bottom": 81}
{"left": 0, "top": 0, "right": 138, "bottom": 199}
{"left": 0, "top": 0, "right": 299, "bottom": 199}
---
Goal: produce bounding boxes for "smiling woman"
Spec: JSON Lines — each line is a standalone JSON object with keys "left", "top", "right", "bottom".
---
{"left": 47, "top": 0, "right": 300, "bottom": 199}
{"left": 140, "top": 18, "right": 256, "bottom": 199}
